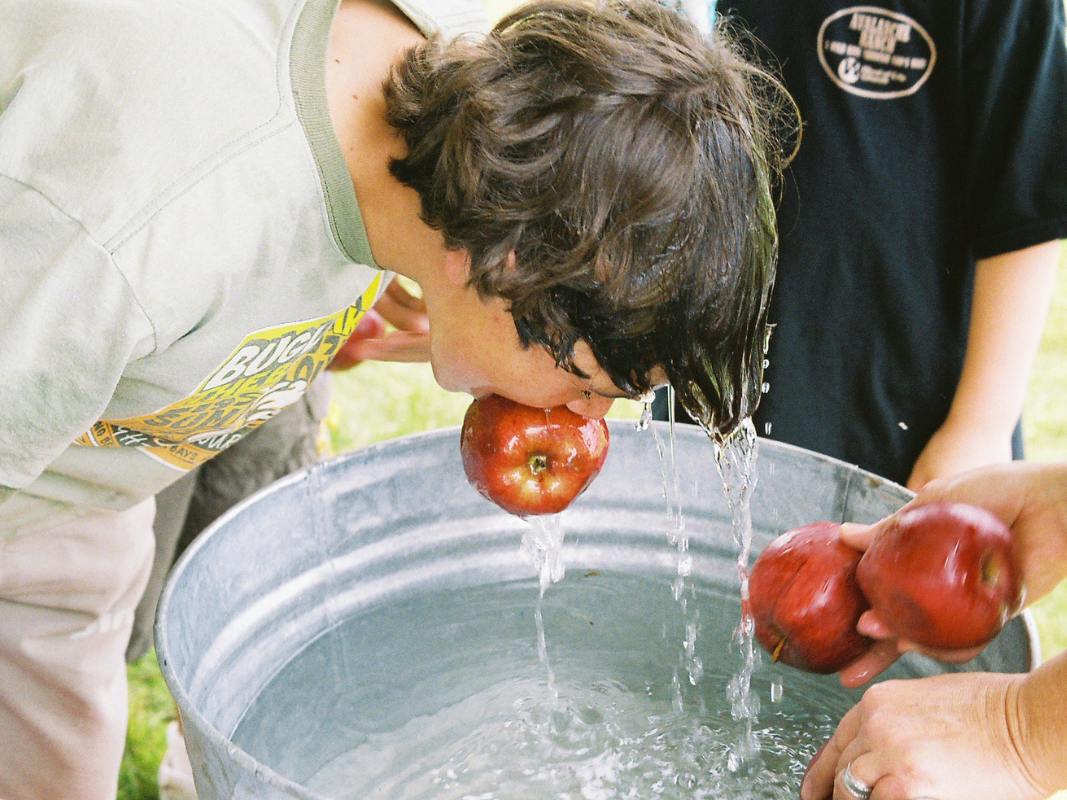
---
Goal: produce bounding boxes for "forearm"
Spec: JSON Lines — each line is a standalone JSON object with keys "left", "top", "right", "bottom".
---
{"left": 947, "top": 241, "right": 1060, "bottom": 431}
{"left": 1014, "top": 648, "right": 1067, "bottom": 794}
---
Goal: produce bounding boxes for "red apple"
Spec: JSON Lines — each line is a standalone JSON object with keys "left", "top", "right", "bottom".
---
{"left": 856, "top": 502, "right": 1021, "bottom": 651}
{"left": 327, "top": 310, "right": 386, "bottom": 371}
{"left": 460, "top": 394, "right": 609, "bottom": 517}
{"left": 749, "top": 522, "right": 873, "bottom": 674}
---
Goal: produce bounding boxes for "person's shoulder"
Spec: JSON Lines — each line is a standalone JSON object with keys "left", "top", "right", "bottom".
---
{"left": 1, "top": 1, "right": 292, "bottom": 115}
{"left": 0, "top": 0, "right": 301, "bottom": 243}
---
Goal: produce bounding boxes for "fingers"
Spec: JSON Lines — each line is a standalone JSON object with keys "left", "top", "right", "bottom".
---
{"left": 838, "top": 640, "right": 899, "bottom": 688}
{"left": 801, "top": 705, "right": 861, "bottom": 800}
{"left": 867, "top": 773, "right": 909, "bottom": 800}
{"left": 834, "top": 751, "right": 887, "bottom": 800}
{"left": 802, "top": 741, "right": 830, "bottom": 795}
{"left": 375, "top": 290, "right": 429, "bottom": 333}
{"left": 831, "top": 735, "right": 868, "bottom": 794}
{"left": 839, "top": 522, "right": 877, "bottom": 551}
{"left": 844, "top": 613, "right": 983, "bottom": 684}
{"left": 344, "top": 279, "right": 430, "bottom": 363}
{"left": 895, "top": 641, "right": 985, "bottom": 664}
{"left": 856, "top": 611, "right": 894, "bottom": 639}
{"left": 912, "top": 464, "right": 1026, "bottom": 527}
{"left": 805, "top": 714, "right": 893, "bottom": 800}
{"left": 905, "top": 470, "right": 931, "bottom": 493}
{"left": 342, "top": 331, "right": 431, "bottom": 363}
{"left": 851, "top": 462, "right": 1029, "bottom": 550}
{"left": 385, "top": 276, "right": 427, "bottom": 310}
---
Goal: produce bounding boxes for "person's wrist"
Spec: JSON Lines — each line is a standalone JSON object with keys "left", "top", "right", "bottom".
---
{"left": 1034, "top": 463, "right": 1067, "bottom": 521}
{"left": 1012, "top": 656, "right": 1067, "bottom": 795}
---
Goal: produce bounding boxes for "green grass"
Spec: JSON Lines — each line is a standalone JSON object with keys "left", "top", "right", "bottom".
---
{"left": 121, "top": 652, "right": 174, "bottom": 800}
{"left": 1025, "top": 248, "right": 1067, "bottom": 657}
{"left": 120, "top": 246, "right": 1066, "bottom": 799}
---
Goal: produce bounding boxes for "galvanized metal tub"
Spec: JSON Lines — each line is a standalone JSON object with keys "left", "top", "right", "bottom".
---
{"left": 156, "top": 422, "right": 1039, "bottom": 799}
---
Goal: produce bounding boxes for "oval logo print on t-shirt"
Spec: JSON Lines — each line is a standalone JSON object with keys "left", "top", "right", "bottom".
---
{"left": 817, "top": 6, "right": 936, "bottom": 99}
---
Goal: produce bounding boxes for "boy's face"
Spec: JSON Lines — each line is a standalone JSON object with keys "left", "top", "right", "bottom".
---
{"left": 421, "top": 251, "right": 634, "bottom": 418}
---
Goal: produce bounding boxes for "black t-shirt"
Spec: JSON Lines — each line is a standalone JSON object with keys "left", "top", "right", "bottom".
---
{"left": 659, "top": 0, "right": 1067, "bottom": 484}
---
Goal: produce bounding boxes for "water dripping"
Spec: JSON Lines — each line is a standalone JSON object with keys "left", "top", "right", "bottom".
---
{"left": 521, "top": 514, "right": 567, "bottom": 595}
{"left": 712, "top": 418, "right": 763, "bottom": 771}
{"left": 635, "top": 389, "right": 656, "bottom": 431}
{"left": 654, "top": 385, "right": 703, "bottom": 696}
{"left": 534, "top": 600, "right": 558, "bottom": 704}
{"left": 666, "top": 387, "right": 684, "bottom": 533}
{"left": 521, "top": 514, "right": 566, "bottom": 704}
{"left": 770, "top": 677, "right": 783, "bottom": 704}
{"left": 670, "top": 668, "right": 684, "bottom": 715}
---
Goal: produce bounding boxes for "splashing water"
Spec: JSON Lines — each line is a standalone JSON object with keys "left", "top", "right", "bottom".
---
{"left": 243, "top": 573, "right": 841, "bottom": 800}
{"left": 517, "top": 394, "right": 761, "bottom": 784}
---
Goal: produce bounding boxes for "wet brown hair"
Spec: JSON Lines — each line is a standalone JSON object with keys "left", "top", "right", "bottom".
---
{"left": 384, "top": 0, "right": 789, "bottom": 436}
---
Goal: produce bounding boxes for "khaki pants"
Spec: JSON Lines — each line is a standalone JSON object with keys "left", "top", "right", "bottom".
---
{"left": 0, "top": 499, "right": 156, "bottom": 800}
{"left": 0, "top": 377, "right": 330, "bottom": 799}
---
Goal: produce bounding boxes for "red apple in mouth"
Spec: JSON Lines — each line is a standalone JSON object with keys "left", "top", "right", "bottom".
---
{"left": 749, "top": 522, "right": 873, "bottom": 674}
{"left": 460, "top": 394, "right": 610, "bottom": 517}
{"left": 326, "top": 309, "right": 387, "bottom": 371}
{"left": 856, "top": 501, "right": 1022, "bottom": 651}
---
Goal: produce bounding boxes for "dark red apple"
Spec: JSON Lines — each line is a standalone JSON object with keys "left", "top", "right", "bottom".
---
{"left": 749, "top": 522, "right": 873, "bottom": 674}
{"left": 460, "top": 394, "right": 609, "bottom": 517}
{"left": 327, "top": 310, "right": 386, "bottom": 371}
{"left": 856, "top": 501, "right": 1021, "bottom": 651}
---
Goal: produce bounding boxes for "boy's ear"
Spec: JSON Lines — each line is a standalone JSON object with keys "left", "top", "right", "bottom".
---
{"left": 443, "top": 249, "right": 472, "bottom": 287}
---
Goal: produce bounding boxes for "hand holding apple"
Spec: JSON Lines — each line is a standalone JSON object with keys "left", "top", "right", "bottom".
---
{"left": 460, "top": 394, "right": 609, "bottom": 517}
{"left": 749, "top": 522, "right": 873, "bottom": 674}
{"left": 326, "top": 309, "right": 387, "bottom": 371}
{"left": 751, "top": 500, "right": 1022, "bottom": 675}
{"left": 856, "top": 501, "right": 1022, "bottom": 651}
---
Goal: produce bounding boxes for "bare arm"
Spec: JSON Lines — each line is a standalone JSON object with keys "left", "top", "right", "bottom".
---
{"left": 907, "top": 240, "right": 1061, "bottom": 490}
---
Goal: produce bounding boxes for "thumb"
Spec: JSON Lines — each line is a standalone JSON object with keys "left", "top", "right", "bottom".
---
{"left": 839, "top": 521, "right": 878, "bottom": 552}
{"left": 838, "top": 640, "right": 899, "bottom": 688}
{"left": 905, "top": 467, "right": 932, "bottom": 493}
